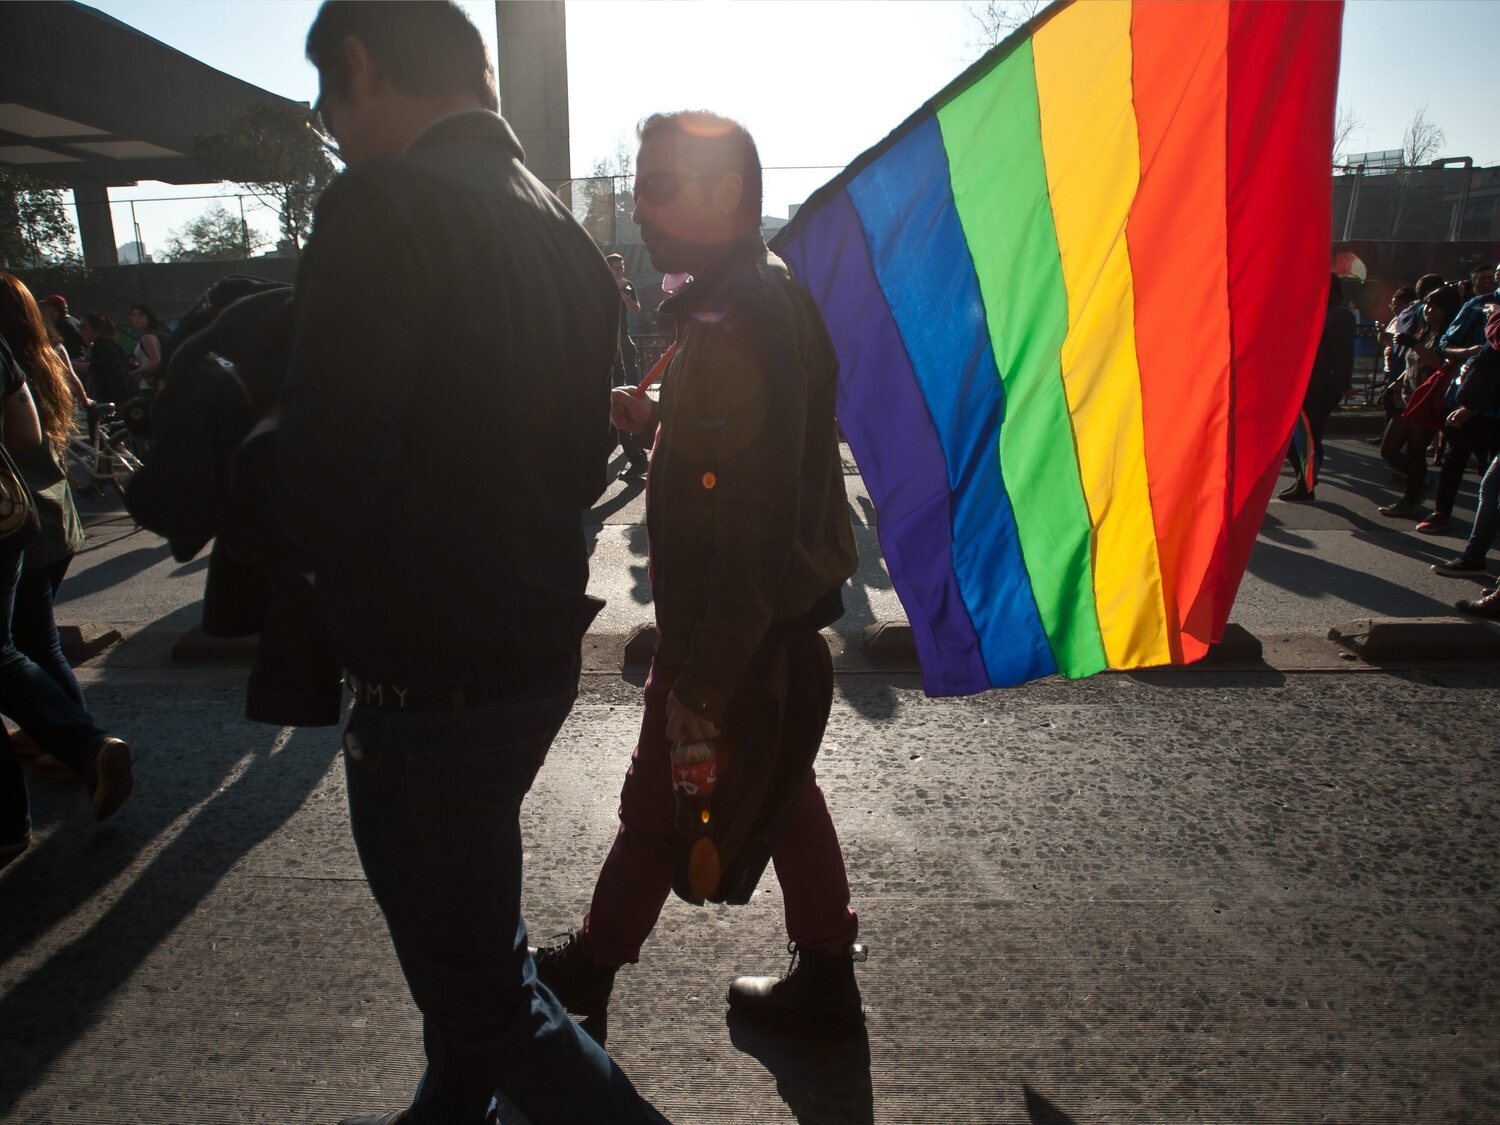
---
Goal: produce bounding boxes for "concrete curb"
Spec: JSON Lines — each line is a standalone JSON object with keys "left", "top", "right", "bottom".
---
{"left": 170, "top": 626, "right": 259, "bottom": 663}
{"left": 58, "top": 622, "right": 122, "bottom": 665}
{"left": 1328, "top": 617, "right": 1500, "bottom": 661}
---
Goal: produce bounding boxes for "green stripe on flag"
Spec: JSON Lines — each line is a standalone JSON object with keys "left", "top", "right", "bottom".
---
{"left": 936, "top": 40, "right": 1107, "bottom": 676}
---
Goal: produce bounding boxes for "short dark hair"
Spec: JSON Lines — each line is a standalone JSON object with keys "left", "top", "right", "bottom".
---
{"left": 1414, "top": 273, "right": 1445, "bottom": 299}
{"left": 307, "top": 1, "right": 497, "bottom": 113}
{"left": 637, "top": 111, "right": 762, "bottom": 227}
{"left": 1390, "top": 286, "right": 1417, "bottom": 303}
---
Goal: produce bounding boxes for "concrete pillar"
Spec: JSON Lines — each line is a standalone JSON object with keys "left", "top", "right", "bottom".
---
{"left": 72, "top": 182, "right": 118, "bottom": 268}
{"left": 495, "top": 0, "right": 570, "bottom": 188}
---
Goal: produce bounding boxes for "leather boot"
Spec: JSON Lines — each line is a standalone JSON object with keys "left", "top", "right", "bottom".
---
{"left": 530, "top": 931, "right": 616, "bottom": 1045}
{"left": 727, "top": 942, "right": 866, "bottom": 1029}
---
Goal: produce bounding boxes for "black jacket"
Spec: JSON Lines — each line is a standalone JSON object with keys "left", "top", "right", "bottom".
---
{"left": 278, "top": 111, "right": 618, "bottom": 692}
{"left": 648, "top": 235, "right": 857, "bottom": 724}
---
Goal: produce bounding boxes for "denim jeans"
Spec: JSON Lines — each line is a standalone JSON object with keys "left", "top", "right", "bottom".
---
{"left": 1464, "top": 453, "right": 1500, "bottom": 564}
{"left": 13, "top": 557, "right": 85, "bottom": 707}
{"left": 0, "top": 549, "right": 102, "bottom": 844}
{"left": 342, "top": 688, "right": 669, "bottom": 1125}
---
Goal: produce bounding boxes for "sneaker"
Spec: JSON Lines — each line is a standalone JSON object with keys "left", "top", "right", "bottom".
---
{"left": 1378, "top": 502, "right": 1421, "bottom": 518}
{"left": 86, "top": 737, "right": 133, "bottom": 822}
{"left": 1432, "top": 556, "right": 1488, "bottom": 577}
{"left": 530, "top": 932, "right": 616, "bottom": 1045}
{"left": 1415, "top": 513, "right": 1450, "bottom": 534}
{"left": 727, "top": 942, "right": 867, "bottom": 1030}
{"left": 1456, "top": 587, "right": 1500, "bottom": 618}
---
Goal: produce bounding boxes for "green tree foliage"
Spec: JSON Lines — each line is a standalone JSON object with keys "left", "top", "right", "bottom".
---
{"left": 0, "top": 169, "right": 80, "bottom": 269}
{"left": 192, "top": 101, "right": 339, "bottom": 256}
{"left": 164, "top": 203, "right": 267, "bottom": 262}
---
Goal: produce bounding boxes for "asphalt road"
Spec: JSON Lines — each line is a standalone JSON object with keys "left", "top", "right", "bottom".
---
{"left": 2, "top": 435, "right": 1497, "bottom": 1123}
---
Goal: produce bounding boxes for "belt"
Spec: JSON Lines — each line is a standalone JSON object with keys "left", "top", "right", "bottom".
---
{"left": 344, "top": 673, "right": 533, "bottom": 713}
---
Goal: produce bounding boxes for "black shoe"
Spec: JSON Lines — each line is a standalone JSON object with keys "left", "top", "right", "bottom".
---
{"left": 621, "top": 460, "right": 648, "bottom": 479}
{"left": 1457, "top": 588, "right": 1500, "bottom": 618}
{"left": 1278, "top": 484, "right": 1314, "bottom": 503}
{"left": 530, "top": 932, "right": 616, "bottom": 1045}
{"left": 727, "top": 942, "right": 867, "bottom": 1030}
{"left": 1433, "top": 555, "right": 1488, "bottom": 577}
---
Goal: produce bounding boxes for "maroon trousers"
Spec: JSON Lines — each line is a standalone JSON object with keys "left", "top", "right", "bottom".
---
{"left": 579, "top": 635, "right": 858, "bottom": 966}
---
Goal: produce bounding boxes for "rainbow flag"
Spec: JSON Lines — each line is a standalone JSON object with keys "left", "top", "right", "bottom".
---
{"left": 773, "top": 0, "right": 1342, "bottom": 695}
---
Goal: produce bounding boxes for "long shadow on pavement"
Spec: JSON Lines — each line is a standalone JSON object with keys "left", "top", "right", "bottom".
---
{"left": 0, "top": 726, "right": 338, "bottom": 1116}
{"left": 1022, "top": 1084, "right": 1079, "bottom": 1124}
{"left": 727, "top": 1015, "right": 874, "bottom": 1124}
{"left": 53, "top": 540, "right": 174, "bottom": 603}
{"left": 1246, "top": 538, "right": 1464, "bottom": 617}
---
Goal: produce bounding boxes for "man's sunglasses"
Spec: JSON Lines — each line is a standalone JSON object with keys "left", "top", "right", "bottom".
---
{"left": 633, "top": 170, "right": 702, "bottom": 208}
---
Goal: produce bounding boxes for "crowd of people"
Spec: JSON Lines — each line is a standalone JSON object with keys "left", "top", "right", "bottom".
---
{"left": 1283, "top": 261, "right": 1500, "bottom": 619}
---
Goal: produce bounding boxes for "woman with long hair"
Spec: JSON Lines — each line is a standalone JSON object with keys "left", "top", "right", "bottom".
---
{"left": 0, "top": 274, "right": 131, "bottom": 853}
{"left": 128, "top": 303, "right": 167, "bottom": 391}
{"left": 1379, "top": 284, "right": 1464, "bottom": 517}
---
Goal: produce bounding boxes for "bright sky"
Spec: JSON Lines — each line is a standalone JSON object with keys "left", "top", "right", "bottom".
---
{"left": 79, "top": 0, "right": 1500, "bottom": 256}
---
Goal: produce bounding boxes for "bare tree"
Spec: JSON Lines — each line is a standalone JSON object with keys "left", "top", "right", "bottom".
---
{"left": 967, "top": 0, "right": 1043, "bottom": 51}
{"left": 1401, "top": 104, "right": 1445, "bottom": 167}
{"left": 1333, "top": 103, "right": 1363, "bottom": 167}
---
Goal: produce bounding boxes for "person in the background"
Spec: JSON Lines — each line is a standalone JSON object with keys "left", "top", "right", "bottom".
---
{"left": 128, "top": 304, "right": 168, "bottom": 391}
{"left": 606, "top": 252, "right": 649, "bottom": 479}
{"left": 1378, "top": 284, "right": 1463, "bottom": 517}
{"left": 0, "top": 284, "right": 133, "bottom": 869}
{"left": 1433, "top": 306, "right": 1500, "bottom": 590}
{"left": 1416, "top": 262, "right": 1500, "bottom": 534}
{"left": 1279, "top": 272, "right": 1355, "bottom": 503}
{"left": 37, "top": 295, "right": 85, "bottom": 362}
{"left": 1380, "top": 287, "right": 1416, "bottom": 403}
{"left": 76, "top": 314, "right": 133, "bottom": 406}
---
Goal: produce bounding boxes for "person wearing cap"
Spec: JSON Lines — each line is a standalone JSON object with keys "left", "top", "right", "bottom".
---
{"left": 605, "top": 252, "right": 649, "bottom": 478}
{"left": 37, "top": 295, "right": 85, "bottom": 363}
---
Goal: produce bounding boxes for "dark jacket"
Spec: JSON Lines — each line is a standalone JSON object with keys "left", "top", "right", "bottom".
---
{"left": 649, "top": 234, "right": 858, "bottom": 724}
{"left": 125, "top": 277, "right": 343, "bottom": 727}
{"left": 277, "top": 111, "right": 618, "bottom": 693}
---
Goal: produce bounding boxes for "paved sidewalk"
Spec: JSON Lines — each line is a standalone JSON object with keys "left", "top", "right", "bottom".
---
{"left": 2, "top": 666, "right": 1496, "bottom": 1123}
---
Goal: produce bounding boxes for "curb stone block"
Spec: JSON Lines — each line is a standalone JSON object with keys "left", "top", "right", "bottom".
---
{"left": 863, "top": 621, "right": 919, "bottom": 667}
{"left": 1203, "top": 623, "right": 1263, "bottom": 663}
{"left": 171, "top": 626, "right": 259, "bottom": 664}
{"left": 622, "top": 624, "right": 659, "bottom": 671}
{"left": 1327, "top": 617, "right": 1500, "bottom": 661}
{"left": 58, "top": 623, "right": 122, "bottom": 665}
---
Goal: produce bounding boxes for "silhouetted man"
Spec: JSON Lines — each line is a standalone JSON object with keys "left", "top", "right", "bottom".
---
{"left": 279, "top": 4, "right": 669, "bottom": 1122}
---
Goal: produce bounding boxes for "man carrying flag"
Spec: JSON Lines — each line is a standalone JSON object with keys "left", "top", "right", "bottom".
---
{"left": 534, "top": 110, "right": 866, "bottom": 1042}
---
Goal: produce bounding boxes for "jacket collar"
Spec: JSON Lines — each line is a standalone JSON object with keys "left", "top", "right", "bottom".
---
{"left": 406, "top": 109, "right": 526, "bottom": 163}
{"left": 659, "top": 232, "right": 768, "bottom": 315}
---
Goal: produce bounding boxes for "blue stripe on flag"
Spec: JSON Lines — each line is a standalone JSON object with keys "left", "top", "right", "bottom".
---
{"left": 847, "top": 115, "right": 1056, "bottom": 685}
